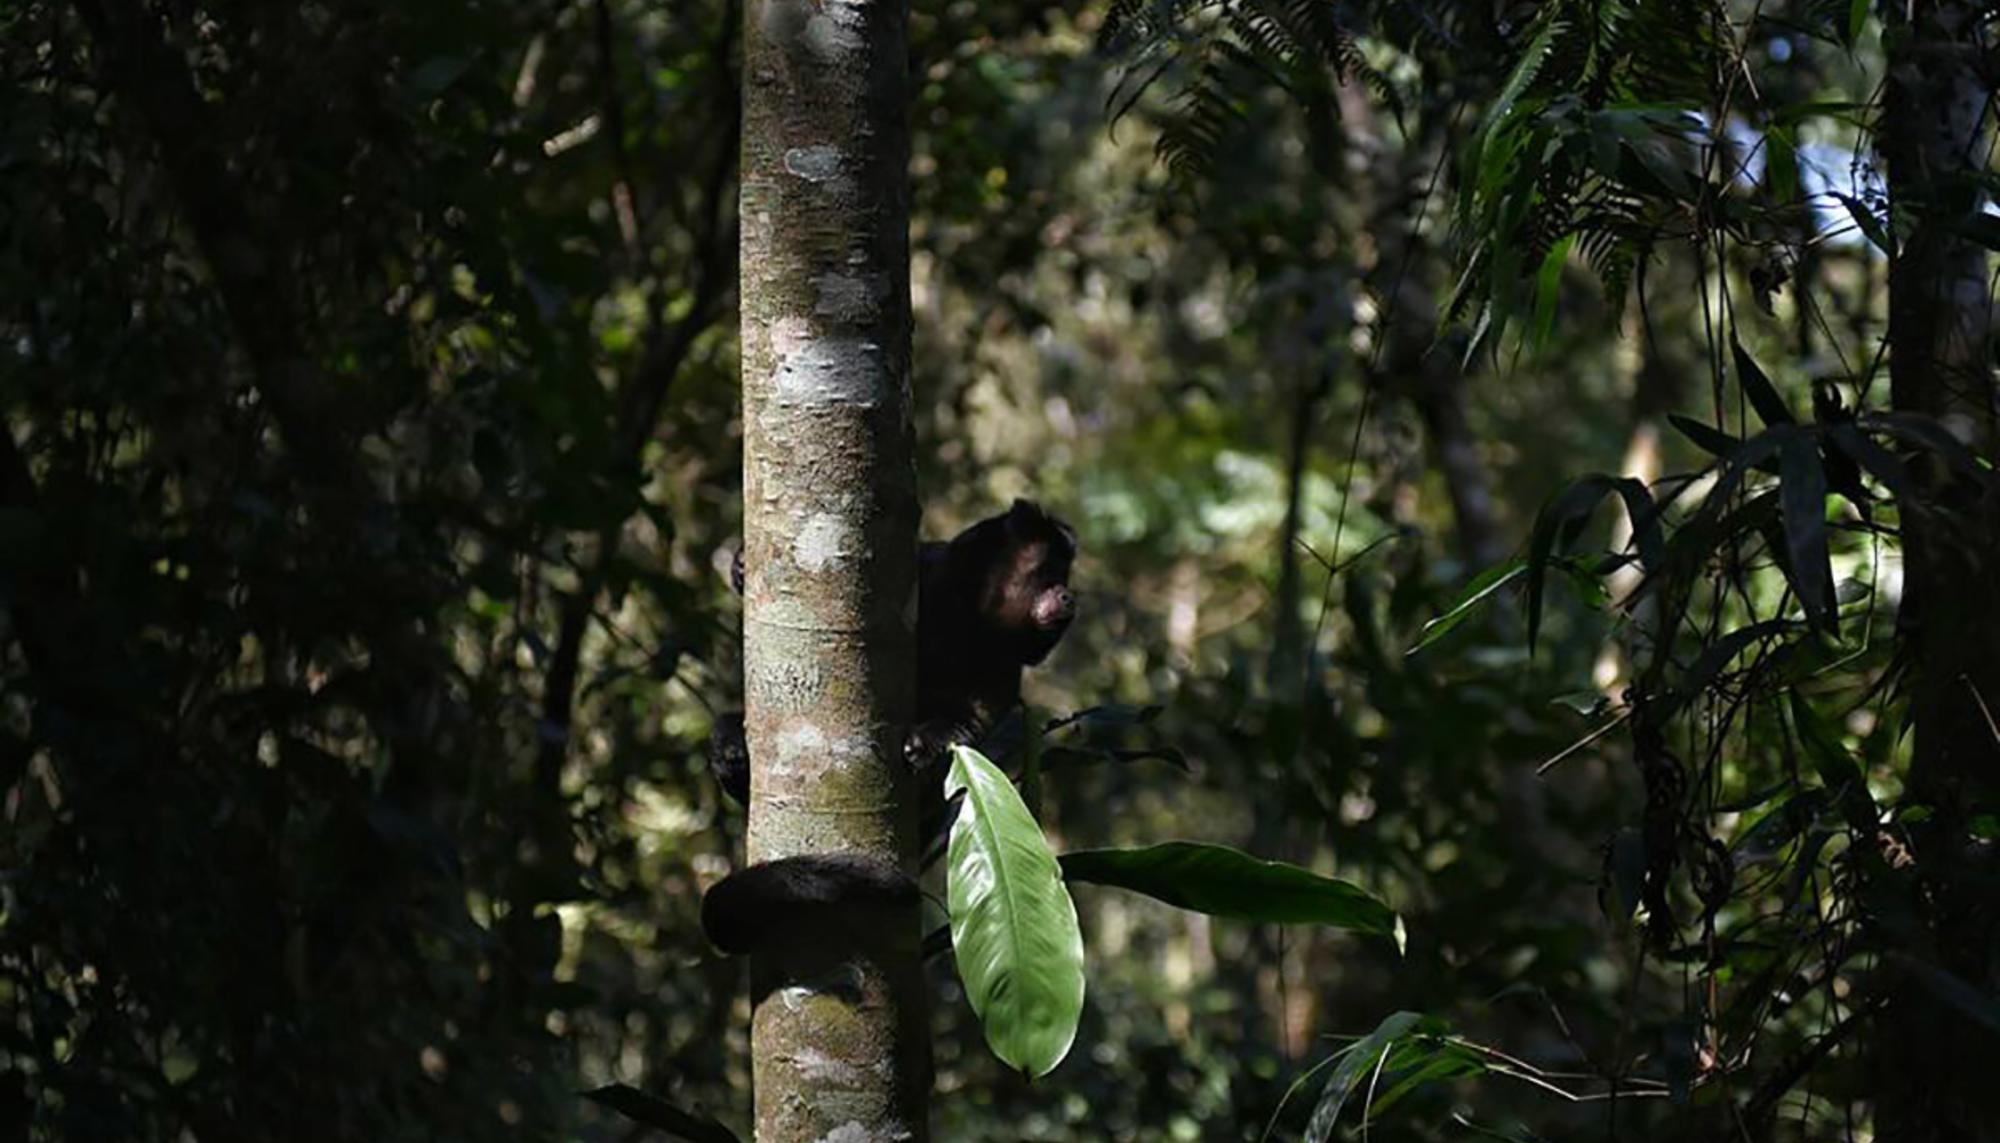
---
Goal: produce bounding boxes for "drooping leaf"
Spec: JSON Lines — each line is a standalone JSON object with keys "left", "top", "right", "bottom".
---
{"left": 1303, "top": 1011, "right": 1423, "bottom": 1142}
{"left": 1665, "top": 619, "right": 1793, "bottom": 717}
{"left": 1863, "top": 412, "right": 1992, "bottom": 479}
{"left": 1732, "top": 337, "right": 1796, "bottom": 428}
{"left": 1845, "top": 0, "right": 1869, "bottom": 47}
{"left": 1408, "top": 559, "right": 1526, "bottom": 655}
{"left": 1524, "top": 475, "right": 1654, "bottom": 651}
{"left": 1605, "top": 827, "right": 1647, "bottom": 923}
{"left": 1833, "top": 192, "right": 1893, "bottom": 255}
{"left": 1764, "top": 124, "right": 1799, "bottom": 205}
{"left": 1732, "top": 789, "right": 1830, "bottom": 866}
{"left": 945, "top": 745, "right": 1085, "bottom": 1077}
{"left": 1787, "top": 692, "right": 1876, "bottom": 833}
{"left": 1777, "top": 431, "right": 1836, "bottom": 631}
{"left": 1365, "top": 1036, "right": 1487, "bottom": 1118}
{"left": 1530, "top": 233, "right": 1577, "bottom": 347}
{"left": 1059, "top": 842, "right": 1403, "bottom": 949}
{"left": 1668, "top": 414, "right": 1780, "bottom": 473}
{"left": 1825, "top": 422, "right": 1910, "bottom": 499}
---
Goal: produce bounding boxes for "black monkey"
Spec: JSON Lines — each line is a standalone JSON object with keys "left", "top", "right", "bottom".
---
{"left": 702, "top": 499, "right": 1077, "bottom": 955}
{"left": 708, "top": 498, "right": 1077, "bottom": 805}
{"left": 910, "top": 497, "right": 1077, "bottom": 762}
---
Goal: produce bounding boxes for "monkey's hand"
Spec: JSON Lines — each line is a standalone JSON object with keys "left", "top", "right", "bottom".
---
{"left": 906, "top": 708, "right": 998, "bottom": 768}
{"left": 708, "top": 711, "right": 750, "bottom": 805}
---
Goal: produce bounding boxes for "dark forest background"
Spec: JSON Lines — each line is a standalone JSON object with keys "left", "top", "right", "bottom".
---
{"left": 4, "top": 1, "right": 1997, "bottom": 1140}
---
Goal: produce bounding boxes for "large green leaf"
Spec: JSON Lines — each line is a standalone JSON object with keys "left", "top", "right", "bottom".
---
{"left": 1058, "top": 842, "right": 1403, "bottom": 950}
{"left": 945, "top": 745, "right": 1085, "bottom": 1078}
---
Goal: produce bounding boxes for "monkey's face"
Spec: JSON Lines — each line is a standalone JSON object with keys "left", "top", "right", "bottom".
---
{"left": 995, "top": 540, "right": 1074, "bottom": 664}
{"left": 986, "top": 501, "right": 1077, "bottom": 665}
{"left": 942, "top": 498, "right": 1079, "bottom": 666}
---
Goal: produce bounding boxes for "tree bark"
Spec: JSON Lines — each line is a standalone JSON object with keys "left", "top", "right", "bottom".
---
{"left": 738, "top": 0, "right": 929, "bottom": 1136}
{"left": 1877, "top": 3, "right": 2000, "bottom": 1138}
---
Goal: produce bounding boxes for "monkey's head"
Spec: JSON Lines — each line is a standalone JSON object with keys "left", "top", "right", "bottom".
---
{"left": 951, "top": 498, "right": 1078, "bottom": 665}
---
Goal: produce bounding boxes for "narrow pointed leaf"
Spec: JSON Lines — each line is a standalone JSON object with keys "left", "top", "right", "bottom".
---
{"left": 1826, "top": 422, "right": 1909, "bottom": 498}
{"left": 1863, "top": 412, "right": 1991, "bottom": 479}
{"left": 1777, "top": 432, "right": 1836, "bottom": 631}
{"left": 1408, "top": 560, "right": 1525, "bottom": 655}
{"left": 1663, "top": 618, "right": 1792, "bottom": 717}
{"left": 1670, "top": 413, "right": 1741, "bottom": 458}
{"left": 1526, "top": 475, "right": 1629, "bottom": 652}
{"left": 1059, "top": 842, "right": 1402, "bottom": 949}
{"left": 1530, "top": 234, "right": 1576, "bottom": 347}
{"left": 582, "top": 1085, "right": 741, "bottom": 1143}
{"left": 945, "top": 745, "right": 1085, "bottom": 1077}
{"left": 1833, "top": 193, "right": 1892, "bottom": 255}
{"left": 1304, "top": 1011, "right": 1424, "bottom": 1142}
{"left": 1788, "top": 692, "right": 1876, "bottom": 832}
{"left": 1732, "top": 337, "right": 1796, "bottom": 428}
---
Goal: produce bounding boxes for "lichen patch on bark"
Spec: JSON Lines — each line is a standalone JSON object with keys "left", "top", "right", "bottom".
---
{"left": 772, "top": 322, "right": 885, "bottom": 407}
{"left": 795, "top": 512, "right": 854, "bottom": 572}
{"left": 813, "top": 270, "right": 886, "bottom": 322}
{"left": 784, "top": 144, "right": 844, "bottom": 182}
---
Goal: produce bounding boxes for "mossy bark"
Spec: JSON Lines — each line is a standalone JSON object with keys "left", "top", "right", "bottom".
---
{"left": 738, "top": 0, "right": 929, "bottom": 1137}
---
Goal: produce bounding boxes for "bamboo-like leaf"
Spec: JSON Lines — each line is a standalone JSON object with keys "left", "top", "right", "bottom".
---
{"left": 1663, "top": 618, "right": 1792, "bottom": 718}
{"left": 1845, "top": 0, "right": 1868, "bottom": 47}
{"left": 1777, "top": 432, "right": 1835, "bottom": 631}
{"left": 1765, "top": 124, "right": 1799, "bottom": 205}
{"left": 1408, "top": 559, "right": 1526, "bottom": 655}
{"left": 1669, "top": 412, "right": 1740, "bottom": 458}
{"left": 1825, "top": 422, "right": 1909, "bottom": 498}
{"left": 1732, "top": 337, "right": 1796, "bottom": 428}
{"left": 1787, "top": 692, "right": 1876, "bottom": 833}
{"left": 1475, "top": 15, "right": 1563, "bottom": 153}
{"left": 945, "top": 745, "right": 1085, "bottom": 1077}
{"left": 1833, "top": 192, "right": 1892, "bottom": 255}
{"left": 1525, "top": 475, "right": 1650, "bottom": 652}
{"left": 1531, "top": 233, "right": 1577, "bottom": 347}
{"left": 1059, "top": 842, "right": 1403, "bottom": 949}
{"left": 1303, "top": 1011, "right": 1423, "bottom": 1142}
{"left": 1863, "top": 412, "right": 1992, "bottom": 479}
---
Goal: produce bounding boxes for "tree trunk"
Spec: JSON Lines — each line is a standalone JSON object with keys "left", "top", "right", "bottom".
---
{"left": 738, "top": 0, "right": 929, "bottom": 1137}
{"left": 1877, "top": 3, "right": 2000, "bottom": 1138}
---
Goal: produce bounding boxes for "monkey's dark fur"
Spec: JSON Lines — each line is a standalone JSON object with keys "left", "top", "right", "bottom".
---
{"left": 701, "top": 854, "right": 919, "bottom": 956}
{"left": 701, "top": 500, "right": 1077, "bottom": 954}
{"left": 708, "top": 499, "right": 1076, "bottom": 806}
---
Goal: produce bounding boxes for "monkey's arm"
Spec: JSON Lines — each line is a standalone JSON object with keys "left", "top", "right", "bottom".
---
{"left": 700, "top": 853, "right": 919, "bottom": 955}
{"left": 707, "top": 710, "right": 750, "bottom": 805}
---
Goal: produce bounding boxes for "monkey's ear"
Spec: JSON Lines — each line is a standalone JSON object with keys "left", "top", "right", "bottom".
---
{"left": 1006, "top": 498, "right": 1042, "bottom": 532}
